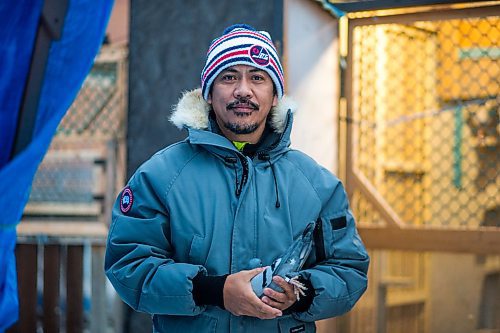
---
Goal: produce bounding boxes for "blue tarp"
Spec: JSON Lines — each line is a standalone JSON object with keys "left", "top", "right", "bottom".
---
{"left": 0, "top": 0, "right": 113, "bottom": 330}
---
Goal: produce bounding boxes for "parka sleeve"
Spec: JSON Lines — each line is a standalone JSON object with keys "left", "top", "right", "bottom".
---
{"left": 293, "top": 168, "right": 369, "bottom": 322}
{"left": 104, "top": 166, "right": 206, "bottom": 316}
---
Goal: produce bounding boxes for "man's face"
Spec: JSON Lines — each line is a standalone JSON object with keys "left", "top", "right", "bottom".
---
{"left": 208, "top": 64, "right": 278, "bottom": 142}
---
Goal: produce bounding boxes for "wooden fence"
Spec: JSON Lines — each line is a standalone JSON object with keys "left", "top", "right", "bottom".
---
{"left": 7, "top": 230, "right": 109, "bottom": 333}
{"left": 7, "top": 139, "right": 123, "bottom": 332}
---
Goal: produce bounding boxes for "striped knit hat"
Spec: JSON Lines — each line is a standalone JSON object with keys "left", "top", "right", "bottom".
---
{"left": 201, "top": 24, "right": 284, "bottom": 101}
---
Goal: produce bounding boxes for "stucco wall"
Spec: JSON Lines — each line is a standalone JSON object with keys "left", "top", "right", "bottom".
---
{"left": 284, "top": 0, "right": 339, "bottom": 173}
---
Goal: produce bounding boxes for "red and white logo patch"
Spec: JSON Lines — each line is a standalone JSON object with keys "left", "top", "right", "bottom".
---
{"left": 120, "top": 186, "right": 133, "bottom": 214}
{"left": 249, "top": 45, "right": 270, "bottom": 66}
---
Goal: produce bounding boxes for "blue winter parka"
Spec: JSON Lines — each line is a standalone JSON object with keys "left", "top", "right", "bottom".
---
{"left": 105, "top": 89, "right": 369, "bottom": 332}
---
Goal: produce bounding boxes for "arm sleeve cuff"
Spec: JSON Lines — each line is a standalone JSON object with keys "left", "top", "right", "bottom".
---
{"left": 192, "top": 272, "right": 228, "bottom": 309}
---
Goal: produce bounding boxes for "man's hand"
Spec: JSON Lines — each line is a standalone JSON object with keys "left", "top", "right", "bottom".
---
{"left": 223, "top": 268, "right": 283, "bottom": 319}
{"left": 261, "top": 276, "right": 297, "bottom": 311}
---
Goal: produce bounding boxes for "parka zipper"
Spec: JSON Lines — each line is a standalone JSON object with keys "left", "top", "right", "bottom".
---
{"left": 223, "top": 110, "right": 292, "bottom": 199}
{"left": 236, "top": 153, "right": 249, "bottom": 197}
{"left": 224, "top": 155, "right": 248, "bottom": 197}
{"left": 224, "top": 156, "right": 240, "bottom": 196}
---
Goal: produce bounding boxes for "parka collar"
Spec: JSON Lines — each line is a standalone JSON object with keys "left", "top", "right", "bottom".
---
{"left": 170, "top": 88, "right": 297, "bottom": 135}
{"left": 169, "top": 89, "right": 297, "bottom": 158}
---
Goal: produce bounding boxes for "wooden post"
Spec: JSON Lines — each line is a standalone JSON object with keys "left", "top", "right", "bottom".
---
{"left": 7, "top": 244, "right": 38, "bottom": 333}
{"left": 44, "top": 244, "right": 61, "bottom": 333}
{"left": 377, "top": 277, "right": 414, "bottom": 333}
{"left": 90, "top": 245, "right": 106, "bottom": 333}
{"left": 377, "top": 283, "right": 388, "bottom": 333}
{"left": 103, "top": 139, "right": 117, "bottom": 226}
{"left": 66, "top": 245, "right": 83, "bottom": 333}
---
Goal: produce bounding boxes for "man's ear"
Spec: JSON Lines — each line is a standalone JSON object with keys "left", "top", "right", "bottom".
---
{"left": 272, "top": 94, "right": 278, "bottom": 107}
{"left": 207, "top": 93, "right": 212, "bottom": 104}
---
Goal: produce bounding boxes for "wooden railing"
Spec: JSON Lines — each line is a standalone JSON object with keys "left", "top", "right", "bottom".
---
{"left": 7, "top": 224, "right": 112, "bottom": 333}
{"left": 7, "top": 139, "right": 124, "bottom": 332}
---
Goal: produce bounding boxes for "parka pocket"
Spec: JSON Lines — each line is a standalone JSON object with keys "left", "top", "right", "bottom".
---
{"left": 316, "top": 214, "right": 348, "bottom": 259}
{"left": 278, "top": 316, "right": 316, "bottom": 333}
{"left": 188, "top": 234, "right": 206, "bottom": 265}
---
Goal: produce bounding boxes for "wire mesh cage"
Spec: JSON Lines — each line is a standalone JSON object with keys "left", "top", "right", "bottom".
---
{"left": 350, "top": 17, "right": 498, "bottom": 229}
{"left": 343, "top": 7, "right": 499, "bottom": 333}
{"left": 57, "top": 61, "right": 124, "bottom": 138}
{"left": 24, "top": 47, "right": 127, "bottom": 222}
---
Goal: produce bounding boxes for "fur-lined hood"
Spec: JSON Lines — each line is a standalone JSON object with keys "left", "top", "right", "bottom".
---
{"left": 169, "top": 88, "right": 297, "bottom": 134}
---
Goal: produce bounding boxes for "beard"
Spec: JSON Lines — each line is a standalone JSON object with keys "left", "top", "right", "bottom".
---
{"left": 223, "top": 98, "right": 260, "bottom": 134}
{"left": 222, "top": 119, "right": 259, "bottom": 134}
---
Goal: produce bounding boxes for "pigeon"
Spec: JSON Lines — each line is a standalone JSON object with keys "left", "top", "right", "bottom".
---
{"left": 250, "top": 222, "right": 316, "bottom": 300}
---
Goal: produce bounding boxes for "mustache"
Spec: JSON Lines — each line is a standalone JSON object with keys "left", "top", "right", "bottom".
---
{"left": 226, "top": 98, "right": 259, "bottom": 110}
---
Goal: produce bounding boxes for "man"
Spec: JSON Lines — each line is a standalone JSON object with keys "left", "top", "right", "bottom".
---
{"left": 105, "top": 24, "right": 369, "bottom": 332}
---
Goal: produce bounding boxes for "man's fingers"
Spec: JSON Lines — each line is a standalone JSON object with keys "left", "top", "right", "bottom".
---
{"left": 261, "top": 276, "right": 298, "bottom": 311}
{"left": 243, "top": 284, "right": 282, "bottom": 318}
{"left": 263, "top": 287, "right": 287, "bottom": 303}
{"left": 223, "top": 268, "right": 283, "bottom": 319}
{"left": 274, "top": 276, "right": 297, "bottom": 299}
{"left": 272, "top": 276, "right": 293, "bottom": 292}
{"left": 270, "top": 277, "right": 296, "bottom": 298}
{"left": 246, "top": 266, "right": 267, "bottom": 279}
{"left": 262, "top": 296, "right": 287, "bottom": 310}
{"left": 253, "top": 301, "right": 282, "bottom": 319}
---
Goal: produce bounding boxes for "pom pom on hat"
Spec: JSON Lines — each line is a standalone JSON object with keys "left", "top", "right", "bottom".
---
{"left": 222, "top": 23, "right": 255, "bottom": 35}
{"left": 200, "top": 24, "right": 284, "bottom": 101}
